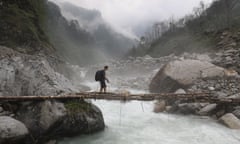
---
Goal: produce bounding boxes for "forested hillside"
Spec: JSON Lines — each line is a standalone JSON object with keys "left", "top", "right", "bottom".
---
{"left": 0, "top": 0, "right": 54, "bottom": 54}
{"left": 129, "top": 0, "right": 240, "bottom": 57}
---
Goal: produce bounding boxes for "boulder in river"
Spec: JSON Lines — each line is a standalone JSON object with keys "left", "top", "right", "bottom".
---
{"left": 149, "top": 59, "right": 225, "bottom": 93}
{"left": 16, "top": 100, "right": 105, "bottom": 143}
{"left": 198, "top": 104, "right": 217, "bottom": 116}
{"left": 0, "top": 116, "right": 29, "bottom": 144}
{"left": 153, "top": 100, "right": 166, "bottom": 113}
{"left": 219, "top": 113, "right": 240, "bottom": 129}
{"left": 171, "top": 103, "right": 202, "bottom": 115}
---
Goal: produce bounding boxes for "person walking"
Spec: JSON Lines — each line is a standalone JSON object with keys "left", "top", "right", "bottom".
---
{"left": 95, "top": 66, "right": 110, "bottom": 93}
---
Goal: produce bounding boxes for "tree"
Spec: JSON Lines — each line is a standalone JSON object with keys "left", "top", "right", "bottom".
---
{"left": 222, "top": 0, "right": 237, "bottom": 28}
{"left": 193, "top": 1, "right": 207, "bottom": 18}
{"left": 176, "top": 18, "right": 185, "bottom": 27}
{"left": 153, "top": 23, "right": 160, "bottom": 40}
{"left": 143, "top": 21, "right": 170, "bottom": 44}
{"left": 168, "top": 16, "right": 176, "bottom": 32}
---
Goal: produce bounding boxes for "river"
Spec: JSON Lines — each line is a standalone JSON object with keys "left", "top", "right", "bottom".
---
{"left": 59, "top": 62, "right": 240, "bottom": 144}
{"left": 59, "top": 91, "right": 240, "bottom": 144}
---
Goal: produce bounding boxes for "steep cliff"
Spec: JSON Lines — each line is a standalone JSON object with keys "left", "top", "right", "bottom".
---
{"left": 61, "top": 2, "right": 135, "bottom": 57}
{"left": 0, "top": 0, "right": 54, "bottom": 54}
{"left": 45, "top": 2, "right": 135, "bottom": 65}
{"left": 45, "top": 2, "right": 98, "bottom": 65}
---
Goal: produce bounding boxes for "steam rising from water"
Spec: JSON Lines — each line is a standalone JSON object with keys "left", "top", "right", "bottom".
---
{"left": 60, "top": 100, "right": 240, "bottom": 144}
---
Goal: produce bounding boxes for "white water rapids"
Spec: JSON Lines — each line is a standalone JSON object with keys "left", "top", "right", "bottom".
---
{"left": 59, "top": 82, "right": 240, "bottom": 144}
{"left": 60, "top": 55, "right": 240, "bottom": 144}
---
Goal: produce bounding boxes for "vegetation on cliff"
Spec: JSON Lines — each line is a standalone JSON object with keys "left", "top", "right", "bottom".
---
{"left": 128, "top": 0, "right": 240, "bottom": 57}
{"left": 0, "top": 0, "right": 54, "bottom": 54}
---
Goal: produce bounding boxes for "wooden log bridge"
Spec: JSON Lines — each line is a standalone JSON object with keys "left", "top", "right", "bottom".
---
{"left": 0, "top": 92, "right": 240, "bottom": 104}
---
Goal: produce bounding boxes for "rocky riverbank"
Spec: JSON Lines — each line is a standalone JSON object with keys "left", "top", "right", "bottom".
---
{"left": 150, "top": 49, "right": 240, "bottom": 129}
{"left": 0, "top": 46, "right": 105, "bottom": 144}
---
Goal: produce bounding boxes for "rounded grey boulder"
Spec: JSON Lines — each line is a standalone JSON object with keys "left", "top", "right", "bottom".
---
{"left": 219, "top": 113, "right": 240, "bottom": 129}
{"left": 16, "top": 100, "right": 105, "bottom": 143}
{"left": 0, "top": 116, "right": 29, "bottom": 143}
{"left": 149, "top": 59, "right": 225, "bottom": 93}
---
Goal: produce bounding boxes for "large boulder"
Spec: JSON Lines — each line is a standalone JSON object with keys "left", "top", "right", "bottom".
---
{"left": 219, "top": 113, "right": 240, "bottom": 129}
{"left": 0, "top": 116, "right": 29, "bottom": 144}
{"left": 16, "top": 100, "right": 104, "bottom": 143}
{"left": 16, "top": 101, "right": 67, "bottom": 142}
{"left": 149, "top": 59, "right": 225, "bottom": 93}
{"left": 54, "top": 101, "right": 105, "bottom": 136}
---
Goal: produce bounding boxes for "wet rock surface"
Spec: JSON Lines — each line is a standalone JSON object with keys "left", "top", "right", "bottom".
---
{"left": 0, "top": 116, "right": 29, "bottom": 144}
{"left": 57, "top": 101, "right": 105, "bottom": 137}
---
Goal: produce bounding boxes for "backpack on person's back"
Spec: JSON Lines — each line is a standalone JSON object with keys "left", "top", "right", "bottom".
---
{"left": 95, "top": 70, "right": 103, "bottom": 81}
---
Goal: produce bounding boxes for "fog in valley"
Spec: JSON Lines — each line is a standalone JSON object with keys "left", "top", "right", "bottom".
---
{"left": 1, "top": 0, "right": 240, "bottom": 144}
{"left": 52, "top": 0, "right": 214, "bottom": 38}
{"left": 49, "top": 0, "right": 214, "bottom": 66}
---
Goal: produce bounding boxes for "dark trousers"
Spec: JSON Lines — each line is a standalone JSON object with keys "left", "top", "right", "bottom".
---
{"left": 100, "top": 80, "right": 106, "bottom": 89}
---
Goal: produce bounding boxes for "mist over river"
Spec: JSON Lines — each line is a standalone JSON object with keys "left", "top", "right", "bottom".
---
{"left": 58, "top": 55, "right": 240, "bottom": 144}
{"left": 59, "top": 99, "right": 240, "bottom": 144}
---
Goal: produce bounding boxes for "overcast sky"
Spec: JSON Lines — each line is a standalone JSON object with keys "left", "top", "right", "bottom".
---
{"left": 54, "top": 0, "right": 214, "bottom": 38}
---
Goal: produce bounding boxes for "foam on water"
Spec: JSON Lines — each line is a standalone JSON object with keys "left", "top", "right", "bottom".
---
{"left": 60, "top": 99, "right": 240, "bottom": 144}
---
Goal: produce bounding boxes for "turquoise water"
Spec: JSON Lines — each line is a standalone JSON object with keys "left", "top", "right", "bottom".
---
{"left": 59, "top": 100, "right": 240, "bottom": 144}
